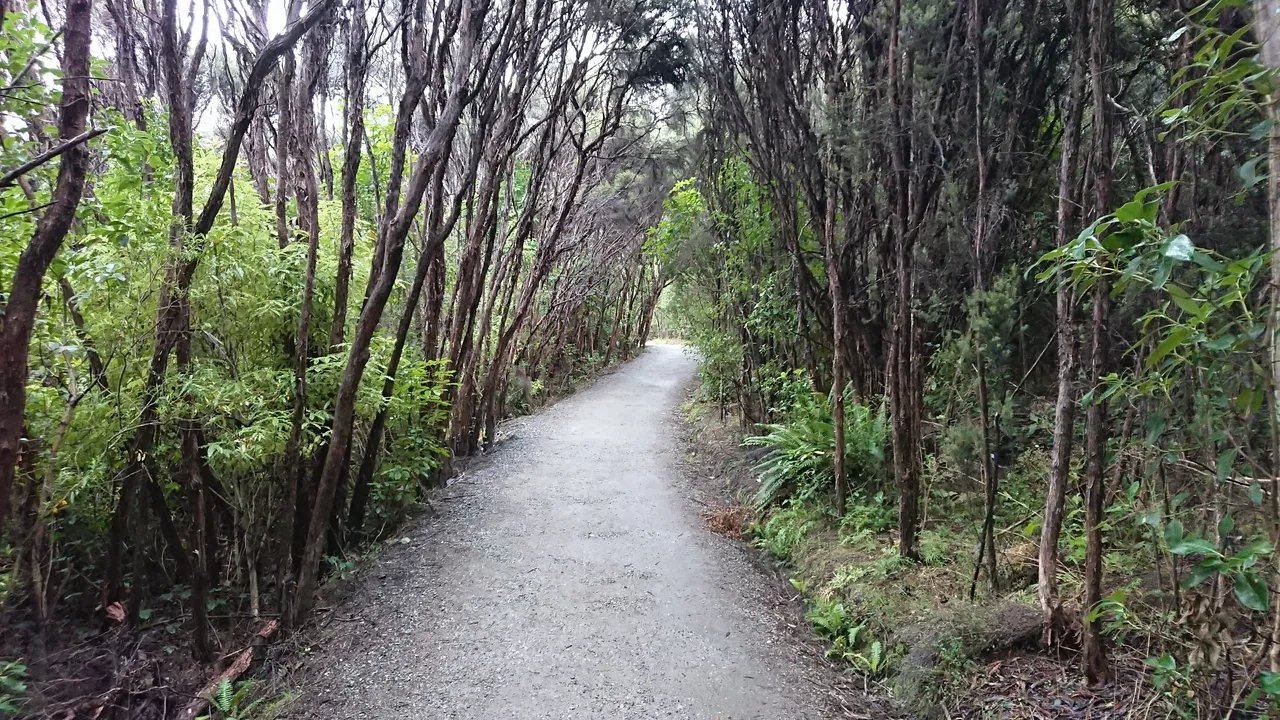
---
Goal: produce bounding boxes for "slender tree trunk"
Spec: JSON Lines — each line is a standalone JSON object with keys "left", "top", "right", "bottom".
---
{"left": 1081, "top": 0, "right": 1113, "bottom": 683}
{"left": 331, "top": 0, "right": 367, "bottom": 350}
{"left": 284, "top": 11, "right": 332, "bottom": 582}
{"left": 0, "top": 0, "right": 94, "bottom": 543}
{"left": 1257, "top": 0, "right": 1280, "bottom": 674}
{"left": 1039, "top": 0, "right": 1088, "bottom": 645}
{"left": 886, "top": 0, "right": 921, "bottom": 560}
{"left": 822, "top": 177, "right": 846, "bottom": 517}
{"left": 293, "top": 0, "right": 482, "bottom": 622}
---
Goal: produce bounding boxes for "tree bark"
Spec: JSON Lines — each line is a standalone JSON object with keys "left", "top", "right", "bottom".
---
{"left": 331, "top": 0, "right": 367, "bottom": 350}
{"left": 0, "top": 0, "right": 94, "bottom": 544}
{"left": 1081, "top": 0, "right": 1114, "bottom": 683}
{"left": 1039, "top": 0, "right": 1088, "bottom": 645}
{"left": 292, "top": 0, "right": 483, "bottom": 622}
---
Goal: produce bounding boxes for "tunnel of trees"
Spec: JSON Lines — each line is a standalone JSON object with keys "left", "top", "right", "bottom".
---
{"left": 5, "top": 0, "right": 1280, "bottom": 714}
{"left": 1, "top": 0, "right": 687, "bottom": 709}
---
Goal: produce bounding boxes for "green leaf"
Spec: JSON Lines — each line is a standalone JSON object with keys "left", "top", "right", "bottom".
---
{"left": 1165, "top": 286, "right": 1202, "bottom": 318}
{"left": 1115, "top": 200, "right": 1146, "bottom": 224}
{"left": 1251, "top": 119, "right": 1273, "bottom": 142}
{"left": 1152, "top": 257, "right": 1173, "bottom": 289}
{"left": 1183, "top": 559, "right": 1217, "bottom": 589}
{"left": 1250, "top": 482, "right": 1264, "bottom": 506}
{"left": 1218, "top": 513, "right": 1234, "bottom": 537}
{"left": 1234, "top": 570, "right": 1269, "bottom": 612}
{"left": 138, "top": 608, "right": 153, "bottom": 620}
{"left": 1191, "top": 250, "right": 1226, "bottom": 272}
{"left": 1240, "top": 156, "right": 1265, "bottom": 189}
{"left": 1146, "top": 327, "right": 1190, "bottom": 369}
{"left": 1162, "top": 234, "right": 1194, "bottom": 262}
{"left": 1168, "top": 537, "right": 1220, "bottom": 556}
{"left": 1146, "top": 411, "right": 1167, "bottom": 445}
{"left": 1216, "top": 448, "right": 1238, "bottom": 484}
{"left": 1260, "top": 671, "right": 1280, "bottom": 696}
{"left": 1164, "top": 518, "right": 1184, "bottom": 547}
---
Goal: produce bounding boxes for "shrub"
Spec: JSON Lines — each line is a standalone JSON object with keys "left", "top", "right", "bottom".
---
{"left": 744, "top": 391, "right": 887, "bottom": 512}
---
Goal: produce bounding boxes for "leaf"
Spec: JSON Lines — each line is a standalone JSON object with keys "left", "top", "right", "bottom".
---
{"left": 1250, "top": 482, "right": 1264, "bottom": 506}
{"left": 1260, "top": 671, "right": 1280, "bottom": 696}
{"left": 1152, "top": 257, "right": 1173, "bottom": 289}
{"left": 1183, "top": 559, "right": 1217, "bottom": 589}
{"left": 1239, "top": 156, "right": 1265, "bottom": 189}
{"left": 1145, "top": 411, "right": 1167, "bottom": 445}
{"left": 1191, "top": 250, "right": 1226, "bottom": 272}
{"left": 1216, "top": 448, "right": 1238, "bottom": 485}
{"left": 1251, "top": 119, "right": 1273, "bottom": 142}
{"left": 1218, "top": 513, "right": 1234, "bottom": 537}
{"left": 1115, "top": 199, "right": 1146, "bottom": 224}
{"left": 138, "top": 608, "right": 153, "bottom": 621}
{"left": 1146, "top": 328, "right": 1190, "bottom": 369}
{"left": 1162, "top": 234, "right": 1195, "bottom": 262}
{"left": 1164, "top": 518, "right": 1184, "bottom": 547}
{"left": 1234, "top": 570, "right": 1269, "bottom": 612}
{"left": 1168, "top": 537, "right": 1220, "bottom": 557}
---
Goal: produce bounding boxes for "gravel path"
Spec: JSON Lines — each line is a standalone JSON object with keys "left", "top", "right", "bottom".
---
{"left": 290, "top": 344, "right": 853, "bottom": 719}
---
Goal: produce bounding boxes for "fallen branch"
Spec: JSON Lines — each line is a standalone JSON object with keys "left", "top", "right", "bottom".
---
{"left": 180, "top": 619, "right": 279, "bottom": 719}
{"left": 0, "top": 127, "right": 107, "bottom": 188}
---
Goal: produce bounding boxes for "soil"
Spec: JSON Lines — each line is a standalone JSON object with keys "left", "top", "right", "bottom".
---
{"left": 280, "top": 344, "right": 892, "bottom": 719}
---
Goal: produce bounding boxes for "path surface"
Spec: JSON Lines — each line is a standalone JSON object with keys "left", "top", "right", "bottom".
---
{"left": 292, "top": 344, "right": 839, "bottom": 719}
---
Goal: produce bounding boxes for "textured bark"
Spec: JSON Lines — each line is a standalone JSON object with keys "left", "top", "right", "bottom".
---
{"left": 293, "top": 0, "right": 483, "bottom": 622}
{"left": 822, "top": 179, "right": 846, "bottom": 517}
{"left": 1258, "top": 0, "right": 1280, "bottom": 675}
{"left": 1039, "top": 0, "right": 1088, "bottom": 644}
{"left": 350, "top": 140, "right": 475, "bottom": 536}
{"left": 886, "top": 0, "right": 920, "bottom": 560}
{"left": 1081, "top": 0, "right": 1113, "bottom": 684}
{"left": 331, "top": 0, "right": 368, "bottom": 351}
{"left": 103, "top": 0, "right": 336, "bottom": 607}
{"left": 284, "top": 8, "right": 334, "bottom": 576}
{"left": 0, "top": 0, "right": 94, "bottom": 544}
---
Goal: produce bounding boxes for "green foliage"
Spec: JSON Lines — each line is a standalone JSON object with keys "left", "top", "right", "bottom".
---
{"left": 744, "top": 392, "right": 887, "bottom": 512}
{"left": 838, "top": 491, "right": 897, "bottom": 539}
{"left": 196, "top": 678, "right": 287, "bottom": 720}
{"left": 754, "top": 502, "right": 822, "bottom": 560}
{"left": 0, "top": 660, "right": 28, "bottom": 715}
{"left": 804, "top": 597, "right": 890, "bottom": 675}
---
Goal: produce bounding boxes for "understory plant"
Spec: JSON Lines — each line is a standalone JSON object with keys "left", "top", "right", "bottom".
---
{"left": 744, "top": 391, "right": 887, "bottom": 512}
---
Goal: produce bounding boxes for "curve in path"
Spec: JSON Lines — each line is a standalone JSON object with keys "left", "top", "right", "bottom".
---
{"left": 294, "top": 344, "right": 832, "bottom": 719}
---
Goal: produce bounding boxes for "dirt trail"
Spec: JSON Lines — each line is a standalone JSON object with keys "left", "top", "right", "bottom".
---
{"left": 289, "top": 344, "right": 858, "bottom": 719}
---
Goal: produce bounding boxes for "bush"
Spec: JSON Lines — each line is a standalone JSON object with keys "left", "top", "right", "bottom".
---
{"left": 755, "top": 502, "right": 822, "bottom": 560}
{"left": 744, "top": 391, "right": 887, "bottom": 512}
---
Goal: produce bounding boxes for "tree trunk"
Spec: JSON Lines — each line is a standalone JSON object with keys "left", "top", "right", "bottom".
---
{"left": 1081, "top": 0, "right": 1114, "bottom": 683}
{"left": 0, "top": 0, "right": 94, "bottom": 543}
{"left": 1039, "top": 0, "right": 1088, "bottom": 645}
{"left": 331, "top": 0, "right": 367, "bottom": 351}
{"left": 293, "top": 0, "right": 482, "bottom": 622}
{"left": 283, "top": 9, "right": 332, "bottom": 582}
{"left": 1257, "top": 0, "right": 1280, "bottom": 674}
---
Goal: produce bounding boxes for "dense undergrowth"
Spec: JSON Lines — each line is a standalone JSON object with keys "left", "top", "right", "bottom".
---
{"left": 652, "top": 0, "right": 1280, "bottom": 714}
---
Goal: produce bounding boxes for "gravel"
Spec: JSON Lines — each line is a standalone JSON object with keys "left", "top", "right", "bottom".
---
{"left": 286, "top": 344, "right": 866, "bottom": 719}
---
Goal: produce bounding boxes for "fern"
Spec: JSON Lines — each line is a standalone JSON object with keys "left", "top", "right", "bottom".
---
{"left": 215, "top": 679, "right": 234, "bottom": 713}
{"left": 745, "top": 393, "right": 887, "bottom": 511}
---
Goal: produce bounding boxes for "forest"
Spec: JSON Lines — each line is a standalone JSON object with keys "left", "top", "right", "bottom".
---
{"left": 3, "top": 0, "right": 1280, "bottom": 714}
{"left": 0, "top": 0, "right": 683, "bottom": 712}
{"left": 655, "top": 0, "right": 1280, "bottom": 715}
